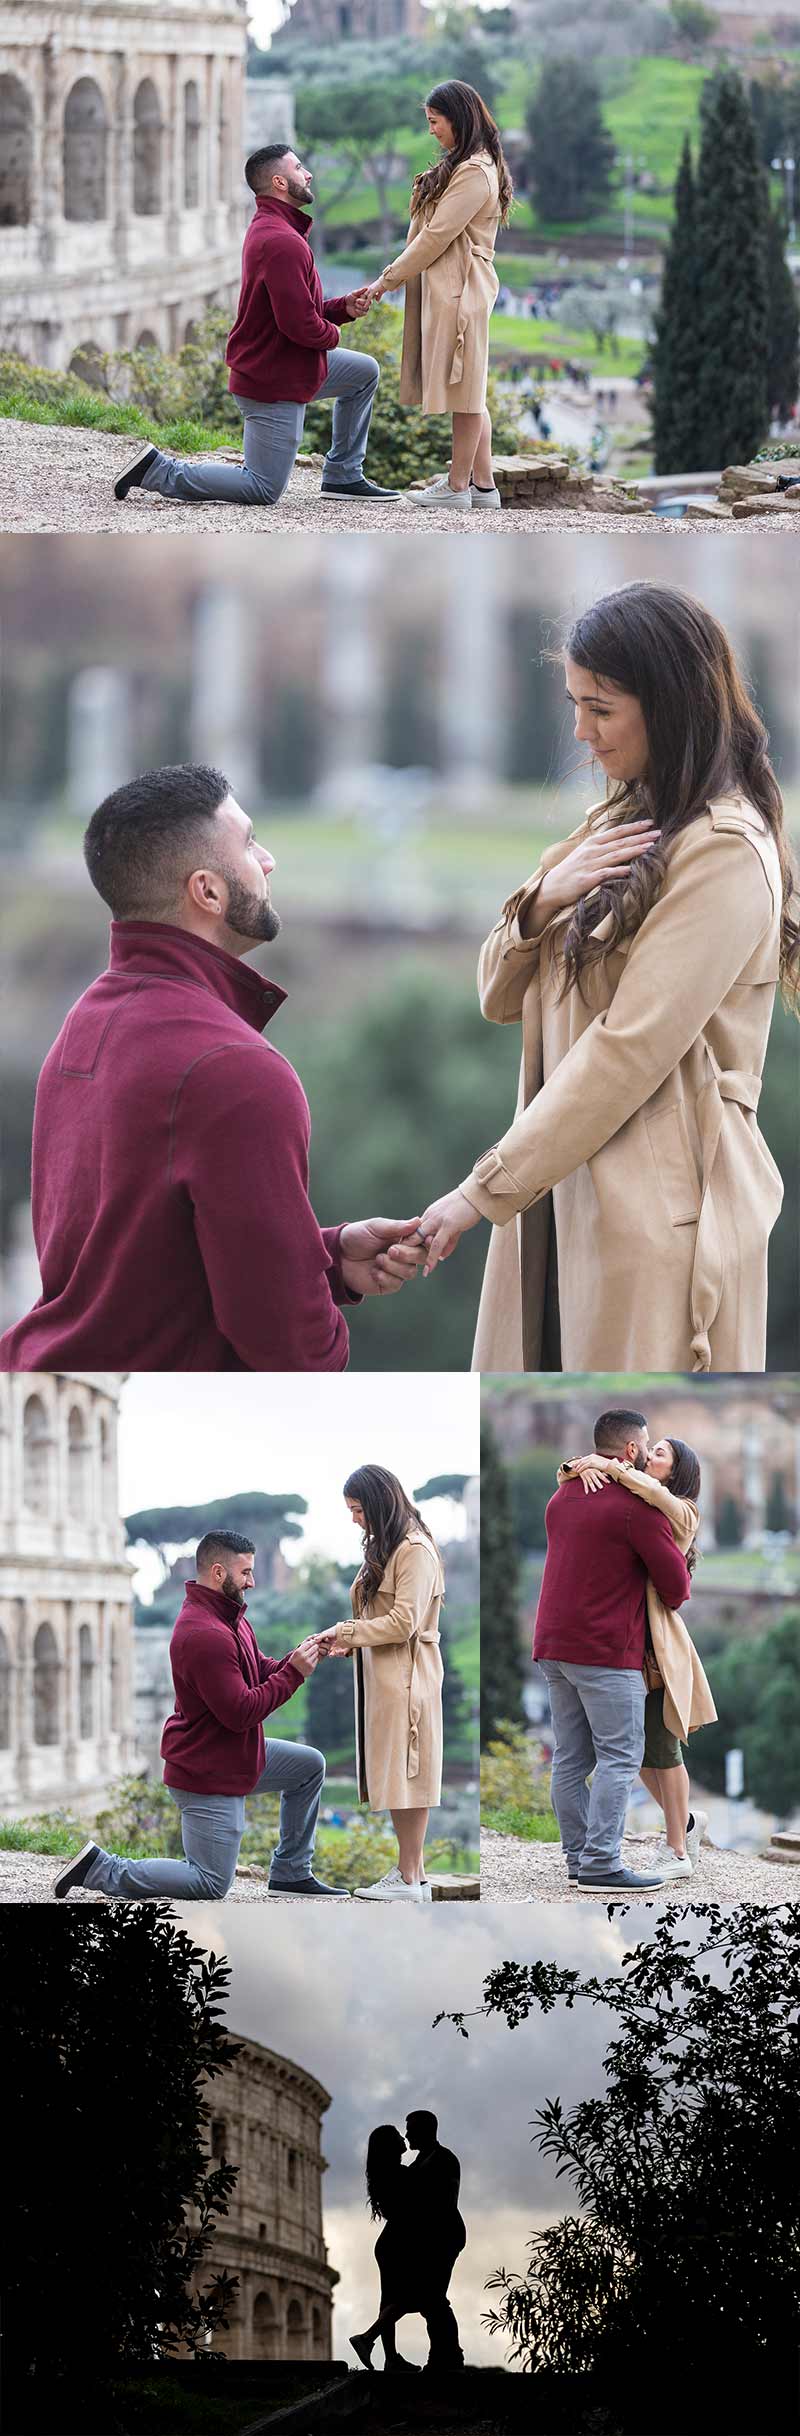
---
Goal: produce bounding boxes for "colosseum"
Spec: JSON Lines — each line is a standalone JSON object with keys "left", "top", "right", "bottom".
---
{"left": 0, "top": 0, "right": 251, "bottom": 371}
{"left": 0, "top": 1372, "right": 136, "bottom": 1815}
{"left": 195, "top": 2035, "right": 338, "bottom": 2362}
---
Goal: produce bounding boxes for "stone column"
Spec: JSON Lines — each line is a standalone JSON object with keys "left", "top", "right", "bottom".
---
{"left": 39, "top": 34, "right": 62, "bottom": 288}
{"left": 440, "top": 536, "right": 506, "bottom": 793}
{"left": 742, "top": 1421, "right": 765, "bottom": 1546}
{"left": 14, "top": 1602, "right": 34, "bottom": 1802}
{"left": 697, "top": 1454, "right": 715, "bottom": 1550}
{"left": 204, "top": 56, "right": 217, "bottom": 244}
{"left": 96, "top": 1599, "right": 111, "bottom": 1775}
{"left": 62, "top": 1599, "right": 80, "bottom": 1786}
{"left": 165, "top": 53, "right": 181, "bottom": 260}
{"left": 112, "top": 51, "right": 131, "bottom": 274}
{"left": 190, "top": 587, "right": 258, "bottom": 798}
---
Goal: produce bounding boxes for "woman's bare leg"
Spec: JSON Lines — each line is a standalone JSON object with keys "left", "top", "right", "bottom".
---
{"left": 450, "top": 410, "right": 486, "bottom": 490}
{"left": 640, "top": 1763, "right": 691, "bottom": 1857}
{"left": 390, "top": 1807, "right": 430, "bottom": 1883}
{"left": 471, "top": 408, "right": 494, "bottom": 488}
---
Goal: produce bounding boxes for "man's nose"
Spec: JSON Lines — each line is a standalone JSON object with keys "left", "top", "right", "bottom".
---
{"left": 257, "top": 846, "right": 275, "bottom": 875}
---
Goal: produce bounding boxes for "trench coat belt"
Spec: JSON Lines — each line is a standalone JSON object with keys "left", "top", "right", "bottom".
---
{"left": 689, "top": 1060, "right": 762, "bottom": 1373}
{"left": 406, "top": 1628, "right": 440, "bottom": 1781}
{"left": 447, "top": 246, "right": 494, "bottom": 387}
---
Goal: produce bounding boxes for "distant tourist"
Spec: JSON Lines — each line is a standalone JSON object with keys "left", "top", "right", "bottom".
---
{"left": 113, "top": 145, "right": 400, "bottom": 510}
{"left": 365, "top": 82, "right": 514, "bottom": 511}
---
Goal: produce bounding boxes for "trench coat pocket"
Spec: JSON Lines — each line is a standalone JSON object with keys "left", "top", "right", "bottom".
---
{"left": 645, "top": 1105, "right": 701, "bottom": 1226}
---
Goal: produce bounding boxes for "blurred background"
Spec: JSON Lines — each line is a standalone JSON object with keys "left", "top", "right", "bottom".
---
{"left": 481, "top": 1372, "right": 800, "bottom": 1853}
{"left": 1, "top": 528, "right": 798, "bottom": 1369}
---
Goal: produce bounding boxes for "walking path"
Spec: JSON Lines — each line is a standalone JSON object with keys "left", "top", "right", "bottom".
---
{"left": 1, "top": 418, "right": 796, "bottom": 534}
{"left": 480, "top": 1828, "right": 799, "bottom": 1906}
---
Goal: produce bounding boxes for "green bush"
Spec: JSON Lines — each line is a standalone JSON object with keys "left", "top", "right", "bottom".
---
{"left": 480, "top": 1719, "right": 559, "bottom": 1839}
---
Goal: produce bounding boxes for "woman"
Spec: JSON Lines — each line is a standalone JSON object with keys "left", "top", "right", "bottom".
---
{"left": 559, "top": 1437, "right": 717, "bottom": 1873}
{"left": 350, "top": 2125, "right": 418, "bottom": 2371}
{"left": 316, "top": 1466, "right": 445, "bottom": 1903}
{"left": 368, "top": 82, "right": 513, "bottom": 507}
{"left": 414, "top": 582, "right": 799, "bottom": 1371}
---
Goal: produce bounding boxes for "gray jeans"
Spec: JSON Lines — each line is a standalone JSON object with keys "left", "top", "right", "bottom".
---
{"left": 538, "top": 1661, "right": 646, "bottom": 1872}
{"left": 83, "top": 1738, "right": 325, "bottom": 1901}
{"left": 139, "top": 348, "right": 380, "bottom": 507}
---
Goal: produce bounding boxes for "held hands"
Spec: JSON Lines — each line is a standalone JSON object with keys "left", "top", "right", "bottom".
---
{"left": 312, "top": 1624, "right": 350, "bottom": 1660}
{"left": 531, "top": 821, "right": 659, "bottom": 928}
{"left": 343, "top": 286, "right": 375, "bottom": 320}
{"left": 339, "top": 1217, "right": 427, "bottom": 1299}
{"left": 414, "top": 1188, "right": 482, "bottom": 1276}
{"left": 290, "top": 1635, "right": 321, "bottom": 1678}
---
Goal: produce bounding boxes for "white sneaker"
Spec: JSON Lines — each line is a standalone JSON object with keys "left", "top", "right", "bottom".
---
{"left": 353, "top": 1866, "right": 424, "bottom": 1902}
{"left": 470, "top": 481, "right": 502, "bottom": 508}
{"left": 420, "top": 1879, "right": 433, "bottom": 1904}
{"left": 413, "top": 480, "right": 472, "bottom": 508}
{"left": 656, "top": 1851, "right": 693, "bottom": 1879}
{"left": 685, "top": 1809, "right": 709, "bottom": 1868}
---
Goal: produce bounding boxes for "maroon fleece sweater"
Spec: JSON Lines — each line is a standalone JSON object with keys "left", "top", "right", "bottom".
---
{"left": 0, "top": 923, "right": 357, "bottom": 1374}
{"left": 161, "top": 1581, "right": 302, "bottom": 1796}
{"left": 533, "top": 1479, "right": 691, "bottom": 1671}
{"left": 227, "top": 197, "right": 351, "bottom": 404}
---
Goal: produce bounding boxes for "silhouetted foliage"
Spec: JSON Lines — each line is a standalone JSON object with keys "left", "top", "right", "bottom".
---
{"left": 436, "top": 1904, "right": 800, "bottom": 2403}
{"left": 1, "top": 1911, "right": 240, "bottom": 2420}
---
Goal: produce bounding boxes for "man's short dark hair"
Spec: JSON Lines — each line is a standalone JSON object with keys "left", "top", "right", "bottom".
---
{"left": 196, "top": 1530, "right": 256, "bottom": 1572}
{"left": 407, "top": 2109, "right": 438, "bottom": 2140}
{"left": 245, "top": 143, "right": 292, "bottom": 195}
{"left": 83, "top": 764, "right": 231, "bottom": 919}
{"left": 593, "top": 1410, "right": 648, "bottom": 1452}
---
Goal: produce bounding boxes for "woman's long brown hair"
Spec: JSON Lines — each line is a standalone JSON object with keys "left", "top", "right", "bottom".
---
{"left": 344, "top": 1464, "right": 439, "bottom": 1612}
{"left": 663, "top": 1437, "right": 701, "bottom": 1577}
{"left": 556, "top": 582, "right": 800, "bottom": 1007}
{"left": 411, "top": 81, "right": 513, "bottom": 226}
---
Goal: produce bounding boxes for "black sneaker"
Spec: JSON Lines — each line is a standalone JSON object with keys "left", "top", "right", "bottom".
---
{"left": 320, "top": 475, "right": 401, "bottom": 499}
{"left": 267, "top": 1872, "right": 351, "bottom": 1897}
{"left": 114, "top": 445, "right": 158, "bottom": 500}
{"left": 54, "top": 1841, "right": 100, "bottom": 1898}
{"left": 576, "top": 1864, "right": 667, "bottom": 1893}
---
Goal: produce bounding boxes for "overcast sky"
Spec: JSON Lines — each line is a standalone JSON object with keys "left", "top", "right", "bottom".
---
{"left": 119, "top": 1373, "right": 478, "bottom": 1598}
{"left": 178, "top": 1902, "right": 656, "bottom": 2367}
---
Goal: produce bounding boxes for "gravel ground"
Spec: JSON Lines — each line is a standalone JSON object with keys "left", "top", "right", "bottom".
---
{"left": 0, "top": 1851, "right": 351, "bottom": 1904}
{"left": 2, "top": 418, "right": 799, "bottom": 536}
{"left": 480, "top": 1827, "right": 800, "bottom": 1906}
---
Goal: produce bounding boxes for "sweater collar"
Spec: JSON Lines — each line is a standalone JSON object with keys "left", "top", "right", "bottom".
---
{"left": 109, "top": 920, "right": 286, "bottom": 1034}
{"left": 255, "top": 194, "right": 314, "bottom": 239}
{"left": 184, "top": 1579, "right": 249, "bottom": 1628}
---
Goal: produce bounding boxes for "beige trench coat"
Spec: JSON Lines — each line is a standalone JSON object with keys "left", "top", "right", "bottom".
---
{"left": 333, "top": 1530, "right": 445, "bottom": 1811}
{"left": 558, "top": 1460, "right": 718, "bottom": 1743}
{"left": 464, "top": 797, "right": 784, "bottom": 1374}
{"left": 381, "top": 153, "right": 500, "bottom": 415}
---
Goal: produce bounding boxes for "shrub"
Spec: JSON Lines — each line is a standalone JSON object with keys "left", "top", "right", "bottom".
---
{"left": 481, "top": 1719, "right": 559, "bottom": 1839}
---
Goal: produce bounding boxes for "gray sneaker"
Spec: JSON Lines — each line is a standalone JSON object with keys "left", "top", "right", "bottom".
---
{"left": 413, "top": 479, "right": 472, "bottom": 508}
{"left": 577, "top": 1864, "right": 669, "bottom": 1893}
{"left": 470, "top": 481, "right": 502, "bottom": 508}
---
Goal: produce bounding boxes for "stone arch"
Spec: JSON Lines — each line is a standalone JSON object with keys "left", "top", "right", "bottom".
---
{"left": 287, "top": 2146, "right": 298, "bottom": 2189}
{"left": 311, "top": 2303, "right": 325, "bottom": 2357}
{"left": 133, "top": 78, "right": 163, "bottom": 216}
{"left": 33, "top": 1622, "right": 61, "bottom": 1746}
{"left": 110, "top": 1616, "right": 123, "bottom": 1731}
{"left": 252, "top": 2290, "right": 278, "bottom": 2359}
{"left": 183, "top": 318, "right": 199, "bottom": 348}
{"left": 23, "top": 1394, "right": 50, "bottom": 1514}
{"left": 69, "top": 342, "right": 106, "bottom": 389}
{"left": 79, "top": 1622, "right": 95, "bottom": 1738}
{"left": 0, "top": 1626, "right": 10, "bottom": 1749}
{"left": 184, "top": 79, "right": 200, "bottom": 209}
{"left": 286, "top": 2296, "right": 305, "bottom": 2355}
{"left": 0, "top": 72, "right": 33, "bottom": 227}
{"left": 134, "top": 328, "right": 159, "bottom": 350}
{"left": 63, "top": 77, "right": 108, "bottom": 222}
{"left": 99, "top": 1412, "right": 113, "bottom": 1515}
{"left": 67, "top": 1405, "right": 89, "bottom": 1521}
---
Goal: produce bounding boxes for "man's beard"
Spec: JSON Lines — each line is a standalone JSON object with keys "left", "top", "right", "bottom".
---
{"left": 224, "top": 874, "right": 282, "bottom": 945}
{"left": 633, "top": 1447, "right": 649, "bottom": 1472}
{"left": 286, "top": 174, "right": 312, "bottom": 203}
{"left": 221, "top": 1571, "right": 246, "bottom": 1604}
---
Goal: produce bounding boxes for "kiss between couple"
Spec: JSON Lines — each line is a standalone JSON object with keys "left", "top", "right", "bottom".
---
{"left": 54, "top": 1467, "right": 446, "bottom": 1908}
{"left": 533, "top": 1406, "right": 717, "bottom": 1895}
{"left": 351, "top": 2111, "right": 466, "bottom": 2374}
{"left": 113, "top": 80, "right": 512, "bottom": 514}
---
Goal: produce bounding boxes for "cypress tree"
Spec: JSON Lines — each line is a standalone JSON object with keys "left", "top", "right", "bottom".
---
{"left": 765, "top": 202, "right": 800, "bottom": 421}
{"left": 526, "top": 60, "right": 616, "bottom": 224}
{"left": 651, "top": 134, "right": 703, "bottom": 474}
{"left": 691, "top": 71, "right": 770, "bottom": 468}
{"left": 480, "top": 1419, "right": 526, "bottom": 1748}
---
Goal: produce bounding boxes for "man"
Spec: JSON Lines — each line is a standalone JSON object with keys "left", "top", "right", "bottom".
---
{"left": 406, "top": 2110, "right": 466, "bottom": 2370}
{"left": 534, "top": 1408, "right": 692, "bottom": 1895}
{"left": 0, "top": 763, "right": 423, "bottom": 1372}
{"left": 114, "top": 145, "right": 398, "bottom": 510}
{"left": 54, "top": 1530, "right": 346, "bottom": 1901}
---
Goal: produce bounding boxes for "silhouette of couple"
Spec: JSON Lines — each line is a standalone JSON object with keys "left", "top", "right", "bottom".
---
{"left": 351, "top": 2110, "right": 465, "bottom": 2372}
